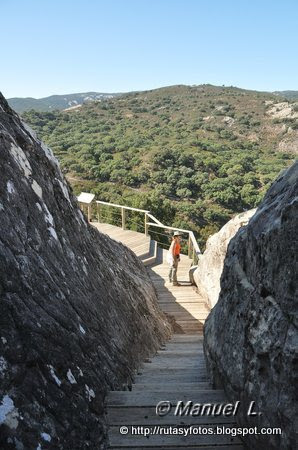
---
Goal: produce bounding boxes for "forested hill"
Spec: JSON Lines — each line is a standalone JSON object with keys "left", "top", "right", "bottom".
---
{"left": 22, "top": 84, "right": 297, "bottom": 246}
{"left": 274, "top": 90, "right": 298, "bottom": 100}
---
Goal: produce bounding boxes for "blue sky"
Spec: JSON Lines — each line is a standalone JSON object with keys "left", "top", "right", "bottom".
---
{"left": 1, "top": 0, "right": 297, "bottom": 98}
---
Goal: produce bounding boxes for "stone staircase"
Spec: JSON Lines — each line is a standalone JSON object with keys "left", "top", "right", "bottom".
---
{"left": 93, "top": 222, "right": 244, "bottom": 449}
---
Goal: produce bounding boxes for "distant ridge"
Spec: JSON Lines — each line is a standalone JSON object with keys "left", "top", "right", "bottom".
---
{"left": 273, "top": 90, "right": 298, "bottom": 100}
{"left": 7, "top": 92, "right": 123, "bottom": 113}
{"left": 8, "top": 87, "right": 298, "bottom": 113}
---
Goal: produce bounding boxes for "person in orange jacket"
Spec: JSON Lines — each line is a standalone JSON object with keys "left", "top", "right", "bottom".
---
{"left": 168, "top": 231, "right": 182, "bottom": 286}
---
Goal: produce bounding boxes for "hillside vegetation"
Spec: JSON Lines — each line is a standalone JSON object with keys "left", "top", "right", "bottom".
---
{"left": 274, "top": 90, "right": 298, "bottom": 100}
{"left": 22, "top": 84, "right": 297, "bottom": 246}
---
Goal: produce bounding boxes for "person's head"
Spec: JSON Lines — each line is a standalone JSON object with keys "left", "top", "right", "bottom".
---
{"left": 173, "top": 231, "right": 182, "bottom": 241}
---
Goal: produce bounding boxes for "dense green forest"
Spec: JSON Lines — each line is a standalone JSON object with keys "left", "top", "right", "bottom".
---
{"left": 23, "top": 85, "right": 296, "bottom": 247}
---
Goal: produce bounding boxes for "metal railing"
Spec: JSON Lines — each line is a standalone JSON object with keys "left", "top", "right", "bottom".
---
{"left": 95, "top": 200, "right": 150, "bottom": 235}
{"left": 82, "top": 198, "right": 201, "bottom": 263}
{"left": 145, "top": 220, "right": 201, "bottom": 261}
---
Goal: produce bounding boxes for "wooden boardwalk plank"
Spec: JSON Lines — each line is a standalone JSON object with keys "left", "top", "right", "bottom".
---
{"left": 107, "top": 390, "right": 226, "bottom": 407}
{"left": 107, "top": 406, "right": 237, "bottom": 425}
{"left": 110, "top": 446, "right": 243, "bottom": 450}
{"left": 131, "top": 382, "right": 212, "bottom": 392}
{"left": 108, "top": 425, "right": 243, "bottom": 447}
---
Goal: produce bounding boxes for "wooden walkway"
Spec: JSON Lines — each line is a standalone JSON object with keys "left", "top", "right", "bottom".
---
{"left": 93, "top": 223, "right": 243, "bottom": 449}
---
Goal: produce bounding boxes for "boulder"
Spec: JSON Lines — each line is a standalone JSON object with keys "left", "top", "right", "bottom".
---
{"left": 204, "top": 161, "right": 298, "bottom": 449}
{"left": 193, "top": 209, "right": 256, "bottom": 308}
{"left": 0, "top": 93, "right": 171, "bottom": 449}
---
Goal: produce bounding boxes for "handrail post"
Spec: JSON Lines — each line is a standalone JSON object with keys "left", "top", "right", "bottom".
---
{"left": 88, "top": 205, "right": 91, "bottom": 222}
{"left": 145, "top": 213, "right": 149, "bottom": 236}
{"left": 121, "top": 207, "right": 126, "bottom": 230}
{"left": 188, "top": 233, "right": 192, "bottom": 259}
{"left": 97, "top": 203, "right": 100, "bottom": 222}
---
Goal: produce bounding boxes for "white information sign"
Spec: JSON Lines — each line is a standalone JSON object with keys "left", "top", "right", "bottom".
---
{"left": 77, "top": 192, "right": 95, "bottom": 204}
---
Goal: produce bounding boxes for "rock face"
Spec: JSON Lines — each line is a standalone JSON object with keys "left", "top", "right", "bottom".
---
{"left": 0, "top": 94, "right": 170, "bottom": 449}
{"left": 204, "top": 161, "right": 298, "bottom": 449}
{"left": 193, "top": 209, "right": 256, "bottom": 308}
